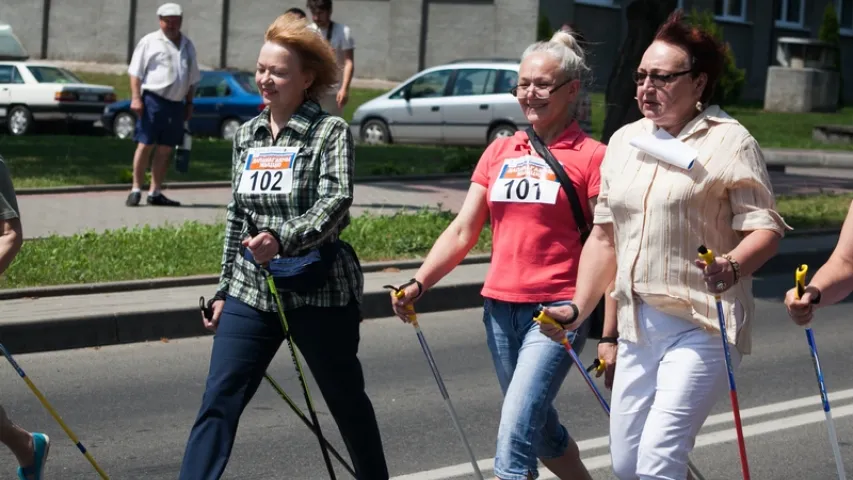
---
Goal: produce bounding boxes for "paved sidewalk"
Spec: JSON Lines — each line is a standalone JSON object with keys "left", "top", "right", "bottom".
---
{"left": 18, "top": 178, "right": 471, "bottom": 239}
{"left": 16, "top": 170, "right": 853, "bottom": 239}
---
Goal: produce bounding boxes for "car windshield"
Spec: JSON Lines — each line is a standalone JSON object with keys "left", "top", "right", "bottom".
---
{"left": 232, "top": 71, "right": 259, "bottom": 94}
{"left": 26, "top": 66, "right": 84, "bottom": 84}
{"left": 0, "top": 34, "right": 27, "bottom": 59}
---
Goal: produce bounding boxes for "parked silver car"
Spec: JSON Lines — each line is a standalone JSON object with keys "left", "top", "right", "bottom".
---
{"left": 350, "top": 59, "right": 529, "bottom": 147}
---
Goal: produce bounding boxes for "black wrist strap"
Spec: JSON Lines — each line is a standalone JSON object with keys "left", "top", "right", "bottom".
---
{"left": 598, "top": 336, "right": 618, "bottom": 345}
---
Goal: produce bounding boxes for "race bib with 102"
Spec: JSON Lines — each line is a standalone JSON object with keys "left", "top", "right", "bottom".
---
{"left": 490, "top": 155, "right": 561, "bottom": 204}
{"left": 237, "top": 147, "right": 298, "bottom": 195}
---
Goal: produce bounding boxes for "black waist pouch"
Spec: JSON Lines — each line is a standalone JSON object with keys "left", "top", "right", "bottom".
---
{"left": 243, "top": 241, "right": 341, "bottom": 293}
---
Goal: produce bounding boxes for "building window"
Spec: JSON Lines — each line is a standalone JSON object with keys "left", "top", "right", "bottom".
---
{"left": 838, "top": 0, "right": 853, "bottom": 34}
{"left": 575, "top": 0, "right": 617, "bottom": 7}
{"left": 775, "top": 0, "right": 806, "bottom": 27}
{"left": 715, "top": 0, "right": 747, "bottom": 21}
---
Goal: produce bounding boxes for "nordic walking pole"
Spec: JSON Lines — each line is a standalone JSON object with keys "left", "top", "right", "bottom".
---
{"left": 0, "top": 343, "right": 110, "bottom": 479}
{"left": 697, "top": 245, "right": 750, "bottom": 480}
{"left": 385, "top": 285, "right": 484, "bottom": 480}
{"left": 245, "top": 221, "right": 337, "bottom": 480}
{"left": 199, "top": 297, "right": 354, "bottom": 477}
{"left": 534, "top": 312, "right": 707, "bottom": 480}
{"left": 795, "top": 264, "right": 846, "bottom": 480}
{"left": 263, "top": 374, "right": 357, "bottom": 477}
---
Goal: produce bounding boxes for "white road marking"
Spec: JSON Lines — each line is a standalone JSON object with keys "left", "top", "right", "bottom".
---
{"left": 389, "top": 388, "right": 853, "bottom": 480}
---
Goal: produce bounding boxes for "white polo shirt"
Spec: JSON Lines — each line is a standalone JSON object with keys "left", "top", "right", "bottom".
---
{"left": 309, "top": 21, "right": 354, "bottom": 90}
{"left": 128, "top": 29, "right": 201, "bottom": 102}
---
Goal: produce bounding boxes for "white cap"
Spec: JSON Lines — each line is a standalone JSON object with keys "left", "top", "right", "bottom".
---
{"left": 157, "top": 3, "right": 182, "bottom": 17}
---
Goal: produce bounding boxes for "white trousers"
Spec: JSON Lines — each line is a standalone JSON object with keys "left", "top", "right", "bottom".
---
{"left": 609, "top": 302, "right": 743, "bottom": 480}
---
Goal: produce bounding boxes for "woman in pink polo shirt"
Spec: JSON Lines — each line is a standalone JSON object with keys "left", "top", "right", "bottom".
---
{"left": 389, "top": 30, "right": 608, "bottom": 480}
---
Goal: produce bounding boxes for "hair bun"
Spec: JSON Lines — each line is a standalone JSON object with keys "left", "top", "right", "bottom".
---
{"left": 550, "top": 30, "right": 585, "bottom": 61}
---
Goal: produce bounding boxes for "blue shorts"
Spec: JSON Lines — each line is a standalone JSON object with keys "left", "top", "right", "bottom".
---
{"left": 134, "top": 92, "right": 184, "bottom": 146}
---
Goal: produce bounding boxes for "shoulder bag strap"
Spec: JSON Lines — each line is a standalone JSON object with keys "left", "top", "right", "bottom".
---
{"left": 525, "top": 127, "right": 591, "bottom": 243}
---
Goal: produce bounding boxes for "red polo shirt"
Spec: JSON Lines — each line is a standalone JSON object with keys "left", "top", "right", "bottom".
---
{"left": 472, "top": 123, "right": 606, "bottom": 303}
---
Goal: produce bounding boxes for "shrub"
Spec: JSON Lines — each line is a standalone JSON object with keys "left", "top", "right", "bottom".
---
{"left": 537, "top": 14, "right": 554, "bottom": 42}
{"left": 818, "top": 3, "right": 844, "bottom": 107}
{"left": 686, "top": 8, "right": 746, "bottom": 107}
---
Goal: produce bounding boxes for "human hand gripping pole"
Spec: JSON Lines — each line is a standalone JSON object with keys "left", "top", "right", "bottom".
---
{"left": 697, "top": 245, "right": 750, "bottom": 480}
{"left": 532, "top": 310, "right": 707, "bottom": 480}
{"left": 384, "top": 283, "right": 485, "bottom": 480}
{"left": 0, "top": 343, "right": 110, "bottom": 479}
{"left": 796, "top": 265, "right": 847, "bottom": 480}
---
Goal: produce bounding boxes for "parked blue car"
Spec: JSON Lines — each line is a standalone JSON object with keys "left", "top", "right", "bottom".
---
{"left": 99, "top": 69, "right": 264, "bottom": 140}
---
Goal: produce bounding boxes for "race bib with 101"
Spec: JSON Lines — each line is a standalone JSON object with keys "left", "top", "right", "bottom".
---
{"left": 237, "top": 147, "right": 298, "bottom": 195}
{"left": 490, "top": 155, "right": 561, "bottom": 204}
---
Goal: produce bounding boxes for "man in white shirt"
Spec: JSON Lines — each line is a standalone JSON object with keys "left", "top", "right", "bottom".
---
{"left": 125, "top": 2, "right": 201, "bottom": 207}
{"left": 306, "top": 0, "right": 354, "bottom": 117}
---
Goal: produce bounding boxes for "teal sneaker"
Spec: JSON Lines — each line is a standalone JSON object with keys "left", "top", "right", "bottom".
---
{"left": 16, "top": 433, "right": 50, "bottom": 480}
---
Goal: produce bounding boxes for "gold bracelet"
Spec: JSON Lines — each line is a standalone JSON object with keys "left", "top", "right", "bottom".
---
{"left": 722, "top": 254, "right": 740, "bottom": 284}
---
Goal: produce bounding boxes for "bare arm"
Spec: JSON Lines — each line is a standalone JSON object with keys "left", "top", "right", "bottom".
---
{"left": 415, "top": 183, "right": 489, "bottom": 289}
{"left": 130, "top": 75, "right": 142, "bottom": 101}
{"left": 0, "top": 217, "right": 23, "bottom": 275}
{"left": 571, "top": 223, "right": 617, "bottom": 322}
{"left": 804, "top": 201, "right": 853, "bottom": 306}
{"left": 341, "top": 49, "right": 354, "bottom": 94}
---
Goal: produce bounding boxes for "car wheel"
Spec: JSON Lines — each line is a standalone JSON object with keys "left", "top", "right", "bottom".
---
{"left": 360, "top": 119, "right": 390, "bottom": 145}
{"left": 220, "top": 118, "right": 241, "bottom": 140}
{"left": 488, "top": 123, "right": 516, "bottom": 143}
{"left": 113, "top": 112, "right": 137, "bottom": 139}
{"left": 7, "top": 106, "right": 32, "bottom": 136}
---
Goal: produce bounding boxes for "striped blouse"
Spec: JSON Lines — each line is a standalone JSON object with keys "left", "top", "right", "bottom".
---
{"left": 593, "top": 105, "right": 791, "bottom": 355}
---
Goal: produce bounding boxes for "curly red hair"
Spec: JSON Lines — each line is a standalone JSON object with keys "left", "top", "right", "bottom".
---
{"left": 653, "top": 9, "right": 728, "bottom": 104}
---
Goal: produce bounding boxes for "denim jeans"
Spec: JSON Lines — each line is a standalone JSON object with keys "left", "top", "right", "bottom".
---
{"left": 482, "top": 298, "right": 591, "bottom": 480}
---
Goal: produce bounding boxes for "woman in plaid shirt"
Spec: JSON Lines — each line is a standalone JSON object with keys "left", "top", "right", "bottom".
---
{"left": 178, "top": 13, "right": 389, "bottom": 479}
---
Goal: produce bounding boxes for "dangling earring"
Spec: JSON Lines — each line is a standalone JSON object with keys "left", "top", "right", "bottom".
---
{"left": 695, "top": 101, "right": 703, "bottom": 112}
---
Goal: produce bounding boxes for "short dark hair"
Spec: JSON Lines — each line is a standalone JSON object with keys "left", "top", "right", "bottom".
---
{"left": 653, "top": 9, "right": 727, "bottom": 104}
{"left": 307, "top": 0, "right": 332, "bottom": 11}
{"left": 285, "top": 7, "right": 306, "bottom": 18}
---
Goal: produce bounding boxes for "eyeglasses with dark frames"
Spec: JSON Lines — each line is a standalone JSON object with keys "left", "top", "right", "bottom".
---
{"left": 632, "top": 69, "right": 693, "bottom": 87}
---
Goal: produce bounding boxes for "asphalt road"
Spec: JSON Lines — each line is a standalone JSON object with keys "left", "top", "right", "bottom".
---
{"left": 2, "top": 273, "right": 853, "bottom": 479}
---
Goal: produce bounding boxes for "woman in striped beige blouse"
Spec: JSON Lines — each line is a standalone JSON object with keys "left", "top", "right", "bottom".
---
{"left": 539, "top": 10, "right": 790, "bottom": 480}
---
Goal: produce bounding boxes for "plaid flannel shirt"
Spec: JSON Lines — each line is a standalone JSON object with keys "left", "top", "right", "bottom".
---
{"left": 216, "top": 100, "right": 363, "bottom": 312}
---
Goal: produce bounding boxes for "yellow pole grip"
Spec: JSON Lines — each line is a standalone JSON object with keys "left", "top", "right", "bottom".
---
{"left": 795, "top": 264, "right": 808, "bottom": 299}
{"left": 697, "top": 245, "right": 715, "bottom": 265}
{"left": 533, "top": 311, "right": 569, "bottom": 345}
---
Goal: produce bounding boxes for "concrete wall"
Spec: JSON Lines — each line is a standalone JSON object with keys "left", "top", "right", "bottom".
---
{"left": 0, "top": 0, "right": 44, "bottom": 58}
{"left": 4, "top": 0, "right": 533, "bottom": 83}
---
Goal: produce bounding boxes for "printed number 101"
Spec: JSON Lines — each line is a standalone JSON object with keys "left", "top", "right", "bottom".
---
{"left": 250, "top": 171, "right": 284, "bottom": 191}
{"left": 504, "top": 178, "right": 541, "bottom": 200}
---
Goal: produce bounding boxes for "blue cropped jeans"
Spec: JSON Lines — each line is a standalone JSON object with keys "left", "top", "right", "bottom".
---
{"left": 482, "top": 298, "right": 591, "bottom": 480}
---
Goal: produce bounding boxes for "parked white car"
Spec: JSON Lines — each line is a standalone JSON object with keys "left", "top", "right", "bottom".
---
{"left": 350, "top": 59, "right": 529, "bottom": 147}
{"left": 0, "top": 61, "right": 117, "bottom": 135}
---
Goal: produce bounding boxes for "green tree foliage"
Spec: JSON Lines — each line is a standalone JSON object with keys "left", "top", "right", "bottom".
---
{"left": 818, "top": 3, "right": 844, "bottom": 107}
{"left": 537, "top": 14, "right": 554, "bottom": 42}
{"left": 685, "top": 8, "right": 745, "bottom": 107}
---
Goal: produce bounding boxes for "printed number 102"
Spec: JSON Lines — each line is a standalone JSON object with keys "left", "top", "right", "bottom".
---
{"left": 249, "top": 171, "right": 283, "bottom": 191}
{"left": 504, "top": 178, "right": 540, "bottom": 200}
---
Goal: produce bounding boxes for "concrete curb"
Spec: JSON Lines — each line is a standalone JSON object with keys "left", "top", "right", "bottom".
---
{"left": 0, "top": 280, "right": 487, "bottom": 356}
{"left": 14, "top": 172, "right": 472, "bottom": 196}
{"left": 0, "top": 243, "right": 838, "bottom": 356}
{"left": 763, "top": 149, "right": 853, "bottom": 169}
{"left": 0, "top": 254, "right": 492, "bottom": 301}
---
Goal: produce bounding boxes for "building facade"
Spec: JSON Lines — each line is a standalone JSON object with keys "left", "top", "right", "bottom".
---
{"left": 540, "top": 0, "right": 853, "bottom": 102}
{"left": 0, "top": 0, "right": 849, "bottom": 102}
